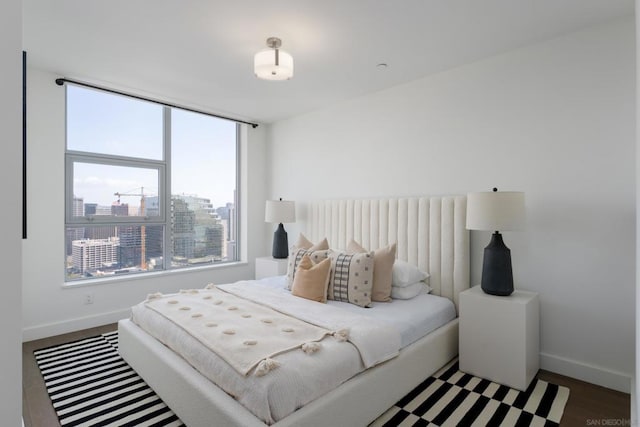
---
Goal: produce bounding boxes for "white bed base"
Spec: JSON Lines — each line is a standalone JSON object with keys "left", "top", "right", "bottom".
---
{"left": 119, "top": 317, "right": 458, "bottom": 427}
{"left": 118, "top": 195, "right": 469, "bottom": 426}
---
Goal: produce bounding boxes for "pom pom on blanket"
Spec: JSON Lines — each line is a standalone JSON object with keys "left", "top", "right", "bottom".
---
{"left": 205, "top": 283, "right": 216, "bottom": 290}
{"left": 301, "top": 342, "right": 322, "bottom": 354}
{"left": 180, "top": 289, "right": 200, "bottom": 294}
{"left": 333, "top": 328, "right": 350, "bottom": 342}
{"left": 255, "top": 358, "right": 280, "bottom": 377}
{"left": 146, "top": 292, "right": 163, "bottom": 301}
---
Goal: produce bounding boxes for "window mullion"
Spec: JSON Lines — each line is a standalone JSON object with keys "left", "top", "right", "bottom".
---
{"left": 163, "top": 107, "right": 172, "bottom": 271}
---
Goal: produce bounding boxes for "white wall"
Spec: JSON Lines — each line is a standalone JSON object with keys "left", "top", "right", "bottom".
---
{"left": 22, "top": 68, "right": 268, "bottom": 341}
{"left": 0, "top": 0, "right": 22, "bottom": 424}
{"left": 268, "top": 17, "right": 636, "bottom": 392}
{"left": 635, "top": 0, "right": 639, "bottom": 421}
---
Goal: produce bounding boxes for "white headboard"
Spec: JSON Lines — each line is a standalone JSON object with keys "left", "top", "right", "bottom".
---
{"left": 306, "top": 196, "right": 470, "bottom": 311}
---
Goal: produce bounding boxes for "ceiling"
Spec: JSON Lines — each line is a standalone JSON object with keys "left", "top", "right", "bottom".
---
{"left": 23, "top": 0, "right": 634, "bottom": 124}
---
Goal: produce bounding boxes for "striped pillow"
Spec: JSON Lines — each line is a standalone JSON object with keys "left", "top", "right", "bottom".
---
{"left": 286, "top": 248, "right": 330, "bottom": 290}
{"left": 327, "top": 250, "right": 375, "bottom": 307}
{"left": 347, "top": 240, "right": 396, "bottom": 302}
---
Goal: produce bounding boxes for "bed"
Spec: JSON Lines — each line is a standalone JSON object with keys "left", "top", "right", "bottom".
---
{"left": 118, "top": 195, "right": 469, "bottom": 427}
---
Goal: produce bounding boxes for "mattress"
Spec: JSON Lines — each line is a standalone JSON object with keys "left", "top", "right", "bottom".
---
{"left": 130, "top": 277, "right": 456, "bottom": 424}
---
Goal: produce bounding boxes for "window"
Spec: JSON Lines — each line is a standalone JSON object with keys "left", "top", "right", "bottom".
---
{"left": 65, "top": 85, "right": 239, "bottom": 281}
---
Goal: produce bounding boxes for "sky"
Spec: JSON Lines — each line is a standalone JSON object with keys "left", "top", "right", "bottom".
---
{"left": 67, "top": 85, "right": 237, "bottom": 209}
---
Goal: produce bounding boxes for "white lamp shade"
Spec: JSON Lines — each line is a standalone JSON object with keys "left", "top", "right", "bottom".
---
{"left": 254, "top": 49, "right": 294, "bottom": 81}
{"left": 466, "top": 191, "right": 525, "bottom": 231}
{"left": 265, "top": 200, "right": 296, "bottom": 223}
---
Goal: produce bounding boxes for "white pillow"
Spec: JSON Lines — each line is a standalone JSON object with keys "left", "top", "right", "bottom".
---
{"left": 392, "top": 260, "right": 429, "bottom": 287}
{"left": 391, "top": 282, "right": 432, "bottom": 299}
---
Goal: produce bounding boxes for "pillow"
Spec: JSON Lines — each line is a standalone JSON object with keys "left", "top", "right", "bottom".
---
{"left": 347, "top": 239, "right": 396, "bottom": 302}
{"left": 390, "top": 281, "right": 432, "bottom": 300}
{"left": 292, "top": 233, "right": 329, "bottom": 251}
{"left": 286, "top": 247, "right": 330, "bottom": 290}
{"left": 293, "top": 233, "right": 314, "bottom": 250}
{"left": 392, "top": 260, "right": 429, "bottom": 287}
{"left": 327, "top": 250, "right": 374, "bottom": 307}
{"left": 309, "top": 237, "right": 330, "bottom": 251}
{"left": 291, "top": 255, "right": 331, "bottom": 303}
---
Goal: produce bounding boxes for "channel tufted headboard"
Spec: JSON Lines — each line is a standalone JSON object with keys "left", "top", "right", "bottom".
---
{"left": 306, "top": 196, "right": 470, "bottom": 312}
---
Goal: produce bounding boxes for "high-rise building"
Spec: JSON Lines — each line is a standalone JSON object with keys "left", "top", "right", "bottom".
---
{"left": 85, "top": 226, "right": 117, "bottom": 240}
{"left": 216, "top": 201, "right": 235, "bottom": 243}
{"left": 72, "top": 196, "right": 84, "bottom": 217}
{"left": 118, "top": 226, "right": 142, "bottom": 268}
{"left": 178, "top": 195, "right": 217, "bottom": 216}
{"left": 142, "top": 196, "right": 163, "bottom": 263}
{"left": 95, "top": 205, "right": 112, "bottom": 215}
{"left": 216, "top": 200, "right": 235, "bottom": 260}
{"left": 145, "top": 196, "right": 160, "bottom": 217}
{"left": 194, "top": 221, "right": 224, "bottom": 259}
{"left": 111, "top": 201, "right": 129, "bottom": 216}
{"left": 172, "top": 197, "right": 195, "bottom": 261}
{"left": 66, "top": 228, "right": 83, "bottom": 256}
{"left": 174, "top": 194, "right": 226, "bottom": 262}
{"left": 67, "top": 197, "right": 86, "bottom": 255}
{"left": 84, "top": 203, "right": 97, "bottom": 216}
{"left": 72, "top": 238, "right": 119, "bottom": 274}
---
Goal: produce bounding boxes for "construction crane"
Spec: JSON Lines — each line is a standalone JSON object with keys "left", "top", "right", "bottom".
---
{"left": 114, "top": 187, "right": 148, "bottom": 270}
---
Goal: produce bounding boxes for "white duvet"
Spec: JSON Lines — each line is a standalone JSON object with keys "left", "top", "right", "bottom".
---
{"left": 218, "top": 281, "right": 401, "bottom": 368}
{"left": 130, "top": 277, "right": 455, "bottom": 424}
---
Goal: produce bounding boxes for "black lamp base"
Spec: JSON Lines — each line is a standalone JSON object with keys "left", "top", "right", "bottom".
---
{"left": 272, "top": 223, "right": 289, "bottom": 259}
{"left": 480, "top": 232, "right": 514, "bottom": 296}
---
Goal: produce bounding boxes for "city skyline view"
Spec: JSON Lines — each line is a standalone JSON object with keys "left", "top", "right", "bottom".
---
{"left": 67, "top": 194, "right": 236, "bottom": 280}
{"left": 65, "top": 84, "right": 239, "bottom": 281}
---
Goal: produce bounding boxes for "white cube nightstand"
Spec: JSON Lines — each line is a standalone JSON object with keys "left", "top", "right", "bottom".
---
{"left": 459, "top": 286, "right": 539, "bottom": 391}
{"left": 255, "top": 256, "right": 288, "bottom": 280}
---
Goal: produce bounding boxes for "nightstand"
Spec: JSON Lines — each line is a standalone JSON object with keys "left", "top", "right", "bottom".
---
{"left": 459, "top": 286, "right": 539, "bottom": 391}
{"left": 255, "top": 256, "right": 288, "bottom": 280}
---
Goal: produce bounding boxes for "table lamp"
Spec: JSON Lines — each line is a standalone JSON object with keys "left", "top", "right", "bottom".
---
{"left": 265, "top": 198, "right": 296, "bottom": 259}
{"left": 466, "top": 188, "right": 525, "bottom": 296}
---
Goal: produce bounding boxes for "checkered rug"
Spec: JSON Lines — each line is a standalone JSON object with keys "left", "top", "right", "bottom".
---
{"left": 370, "top": 359, "right": 569, "bottom": 426}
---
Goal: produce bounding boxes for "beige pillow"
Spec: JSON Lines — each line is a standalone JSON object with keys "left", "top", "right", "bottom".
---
{"left": 293, "top": 233, "right": 314, "bottom": 250}
{"left": 287, "top": 247, "right": 330, "bottom": 290}
{"left": 327, "top": 250, "right": 375, "bottom": 307}
{"left": 309, "top": 237, "right": 329, "bottom": 251}
{"left": 292, "top": 234, "right": 329, "bottom": 251}
{"left": 347, "top": 240, "right": 397, "bottom": 302}
{"left": 291, "top": 255, "right": 331, "bottom": 303}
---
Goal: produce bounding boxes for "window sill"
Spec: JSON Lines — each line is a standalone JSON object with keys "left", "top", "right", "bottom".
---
{"left": 61, "top": 261, "right": 249, "bottom": 289}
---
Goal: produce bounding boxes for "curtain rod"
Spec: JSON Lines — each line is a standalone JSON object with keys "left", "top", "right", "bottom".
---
{"left": 55, "top": 77, "right": 259, "bottom": 129}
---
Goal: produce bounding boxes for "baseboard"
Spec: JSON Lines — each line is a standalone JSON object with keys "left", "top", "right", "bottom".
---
{"left": 22, "top": 308, "right": 129, "bottom": 342}
{"left": 540, "top": 352, "right": 632, "bottom": 393}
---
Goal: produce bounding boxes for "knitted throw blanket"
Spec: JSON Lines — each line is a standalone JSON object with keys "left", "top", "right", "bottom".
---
{"left": 145, "top": 286, "right": 332, "bottom": 376}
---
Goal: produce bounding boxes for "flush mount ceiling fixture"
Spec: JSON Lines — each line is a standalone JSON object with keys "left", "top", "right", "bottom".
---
{"left": 254, "top": 37, "right": 294, "bottom": 81}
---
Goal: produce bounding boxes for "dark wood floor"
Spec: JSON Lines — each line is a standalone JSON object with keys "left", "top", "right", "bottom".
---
{"left": 23, "top": 324, "right": 630, "bottom": 427}
{"left": 536, "top": 370, "right": 630, "bottom": 426}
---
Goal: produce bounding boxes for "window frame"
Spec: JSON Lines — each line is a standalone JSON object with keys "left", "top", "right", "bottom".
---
{"left": 63, "top": 84, "right": 241, "bottom": 283}
{"left": 65, "top": 152, "right": 167, "bottom": 225}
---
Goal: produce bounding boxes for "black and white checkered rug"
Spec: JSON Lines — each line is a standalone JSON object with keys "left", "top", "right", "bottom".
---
{"left": 34, "top": 331, "right": 184, "bottom": 427}
{"left": 371, "top": 359, "right": 570, "bottom": 427}
{"left": 35, "top": 332, "right": 569, "bottom": 427}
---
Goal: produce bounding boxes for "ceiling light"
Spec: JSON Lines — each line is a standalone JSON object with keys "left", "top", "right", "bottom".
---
{"left": 254, "top": 37, "right": 294, "bottom": 81}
